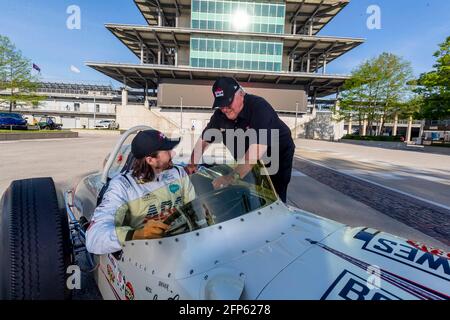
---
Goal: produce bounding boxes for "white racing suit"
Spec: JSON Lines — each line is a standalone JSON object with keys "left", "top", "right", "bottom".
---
{"left": 86, "top": 165, "right": 195, "bottom": 255}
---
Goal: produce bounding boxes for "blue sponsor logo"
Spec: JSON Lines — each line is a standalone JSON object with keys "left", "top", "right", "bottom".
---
{"left": 169, "top": 184, "right": 180, "bottom": 194}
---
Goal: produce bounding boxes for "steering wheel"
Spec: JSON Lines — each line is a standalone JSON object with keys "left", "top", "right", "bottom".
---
{"left": 162, "top": 207, "right": 193, "bottom": 237}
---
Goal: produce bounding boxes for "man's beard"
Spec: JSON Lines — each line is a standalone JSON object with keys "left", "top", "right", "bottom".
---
{"left": 159, "top": 159, "right": 173, "bottom": 171}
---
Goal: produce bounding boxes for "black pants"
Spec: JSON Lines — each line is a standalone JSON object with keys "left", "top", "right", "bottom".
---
{"left": 270, "top": 146, "right": 295, "bottom": 203}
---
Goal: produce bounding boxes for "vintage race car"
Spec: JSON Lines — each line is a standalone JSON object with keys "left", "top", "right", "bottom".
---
{"left": 0, "top": 126, "right": 449, "bottom": 300}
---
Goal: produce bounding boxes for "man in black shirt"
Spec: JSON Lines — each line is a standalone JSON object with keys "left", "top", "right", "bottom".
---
{"left": 186, "top": 77, "right": 295, "bottom": 203}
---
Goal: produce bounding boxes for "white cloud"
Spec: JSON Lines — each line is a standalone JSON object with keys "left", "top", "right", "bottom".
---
{"left": 70, "top": 65, "right": 81, "bottom": 73}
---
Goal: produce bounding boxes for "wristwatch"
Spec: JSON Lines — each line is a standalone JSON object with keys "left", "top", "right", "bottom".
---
{"left": 232, "top": 171, "right": 241, "bottom": 181}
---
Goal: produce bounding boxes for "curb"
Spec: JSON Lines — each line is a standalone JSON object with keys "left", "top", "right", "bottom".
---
{"left": 0, "top": 131, "right": 79, "bottom": 141}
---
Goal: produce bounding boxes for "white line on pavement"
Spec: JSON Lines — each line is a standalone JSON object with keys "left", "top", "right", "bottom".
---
{"left": 295, "top": 155, "right": 450, "bottom": 212}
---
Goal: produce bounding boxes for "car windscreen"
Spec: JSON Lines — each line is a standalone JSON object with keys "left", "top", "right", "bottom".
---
{"left": 150, "top": 162, "right": 278, "bottom": 237}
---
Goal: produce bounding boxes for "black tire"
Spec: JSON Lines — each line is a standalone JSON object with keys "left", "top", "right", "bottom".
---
{"left": 0, "top": 178, "right": 72, "bottom": 300}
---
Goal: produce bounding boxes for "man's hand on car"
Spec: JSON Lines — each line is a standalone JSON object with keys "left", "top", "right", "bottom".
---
{"left": 212, "top": 174, "right": 235, "bottom": 189}
{"left": 132, "top": 220, "right": 169, "bottom": 240}
{"left": 184, "top": 163, "right": 198, "bottom": 175}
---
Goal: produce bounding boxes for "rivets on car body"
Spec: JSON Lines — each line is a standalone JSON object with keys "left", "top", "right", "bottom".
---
{"left": 214, "top": 260, "right": 219, "bottom": 265}
{"left": 145, "top": 242, "right": 149, "bottom": 246}
{"left": 168, "top": 273, "right": 171, "bottom": 278}
{"left": 265, "top": 240, "right": 270, "bottom": 243}
{"left": 281, "top": 232, "right": 285, "bottom": 235}
{"left": 292, "top": 224, "right": 296, "bottom": 227}
{"left": 240, "top": 273, "right": 245, "bottom": 277}
{"left": 196, "top": 232, "right": 200, "bottom": 236}
{"left": 204, "top": 275, "right": 208, "bottom": 280}
{"left": 258, "top": 211, "right": 262, "bottom": 215}
{"left": 240, "top": 218, "right": 244, "bottom": 222}
{"left": 241, "top": 250, "right": 246, "bottom": 254}
{"left": 175, "top": 238, "right": 179, "bottom": 242}
{"left": 218, "top": 225, "right": 222, "bottom": 230}
{"left": 152, "top": 270, "right": 155, "bottom": 275}
{"left": 158, "top": 240, "right": 162, "bottom": 245}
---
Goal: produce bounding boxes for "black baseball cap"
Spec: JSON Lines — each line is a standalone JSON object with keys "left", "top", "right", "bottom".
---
{"left": 212, "top": 77, "right": 240, "bottom": 109}
{"left": 131, "top": 129, "right": 181, "bottom": 159}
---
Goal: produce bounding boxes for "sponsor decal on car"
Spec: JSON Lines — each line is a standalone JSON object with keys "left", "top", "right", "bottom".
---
{"left": 107, "top": 264, "right": 115, "bottom": 283}
{"left": 322, "top": 270, "right": 401, "bottom": 300}
{"left": 125, "top": 282, "right": 135, "bottom": 300}
{"left": 407, "top": 240, "right": 450, "bottom": 260}
{"left": 307, "top": 238, "right": 449, "bottom": 300}
{"left": 353, "top": 229, "right": 450, "bottom": 280}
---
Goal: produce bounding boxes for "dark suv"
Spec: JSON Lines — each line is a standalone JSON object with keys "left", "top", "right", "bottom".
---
{"left": 0, "top": 112, "right": 28, "bottom": 130}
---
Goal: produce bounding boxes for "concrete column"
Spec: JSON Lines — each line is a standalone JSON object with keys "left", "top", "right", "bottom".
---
{"left": 309, "top": 19, "right": 313, "bottom": 36}
{"left": 158, "top": 10, "right": 162, "bottom": 26}
{"left": 293, "top": 21, "right": 297, "bottom": 35}
{"left": 393, "top": 113, "right": 398, "bottom": 136}
{"left": 306, "top": 53, "right": 311, "bottom": 73}
{"left": 348, "top": 116, "right": 353, "bottom": 135}
{"left": 175, "top": 49, "right": 178, "bottom": 66}
{"left": 290, "top": 58, "right": 294, "bottom": 72}
{"left": 323, "top": 54, "right": 327, "bottom": 74}
{"left": 140, "top": 42, "right": 144, "bottom": 64}
{"left": 362, "top": 116, "right": 367, "bottom": 136}
{"left": 121, "top": 88, "right": 128, "bottom": 107}
{"left": 406, "top": 115, "right": 413, "bottom": 142}
{"left": 158, "top": 49, "right": 162, "bottom": 65}
{"left": 144, "top": 82, "right": 149, "bottom": 108}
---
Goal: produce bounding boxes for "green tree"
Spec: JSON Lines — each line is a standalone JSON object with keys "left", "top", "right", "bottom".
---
{"left": 415, "top": 36, "right": 450, "bottom": 119}
{"left": 338, "top": 53, "right": 413, "bottom": 136}
{"left": 0, "top": 35, "right": 43, "bottom": 112}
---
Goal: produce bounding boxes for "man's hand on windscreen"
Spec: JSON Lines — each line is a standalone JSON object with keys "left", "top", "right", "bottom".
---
{"left": 184, "top": 163, "right": 198, "bottom": 175}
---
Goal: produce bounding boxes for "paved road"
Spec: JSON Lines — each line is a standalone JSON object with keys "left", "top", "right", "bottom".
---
{"left": 295, "top": 139, "right": 450, "bottom": 209}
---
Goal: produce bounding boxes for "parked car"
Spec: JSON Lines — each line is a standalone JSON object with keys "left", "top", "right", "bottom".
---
{"left": 0, "top": 126, "right": 448, "bottom": 300}
{"left": 0, "top": 112, "right": 28, "bottom": 130}
{"left": 37, "top": 116, "right": 63, "bottom": 130}
{"left": 95, "top": 119, "right": 119, "bottom": 130}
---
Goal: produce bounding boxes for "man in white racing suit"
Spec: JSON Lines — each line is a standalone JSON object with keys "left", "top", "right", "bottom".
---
{"left": 86, "top": 129, "right": 195, "bottom": 255}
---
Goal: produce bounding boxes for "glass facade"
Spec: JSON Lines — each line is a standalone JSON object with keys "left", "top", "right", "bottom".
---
{"left": 191, "top": 0, "right": 286, "bottom": 34}
{"left": 190, "top": 37, "right": 283, "bottom": 72}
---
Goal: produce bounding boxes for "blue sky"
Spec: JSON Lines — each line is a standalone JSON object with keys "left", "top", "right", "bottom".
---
{"left": 0, "top": 0, "right": 449, "bottom": 87}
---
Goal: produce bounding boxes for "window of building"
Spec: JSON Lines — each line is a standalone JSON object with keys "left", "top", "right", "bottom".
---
{"left": 191, "top": 0, "right": 285, "bottom": 35}
{"left": 74, "top": 103, "right": 80, "bottom": 112}
{"left": 96, "top": 104, "right": 100, "bottom": 113}
{"left": 190, "top": 36, "right": 283, "bottom": 72}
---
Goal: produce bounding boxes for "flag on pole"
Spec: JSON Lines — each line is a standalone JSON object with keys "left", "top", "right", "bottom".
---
{"left": 32, "top": 63, "right": 41, "bottom": 73}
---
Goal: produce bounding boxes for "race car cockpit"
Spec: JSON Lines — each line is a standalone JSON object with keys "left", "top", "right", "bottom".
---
{"left": 162, "top": 162, "right": 278, "bottom": 237}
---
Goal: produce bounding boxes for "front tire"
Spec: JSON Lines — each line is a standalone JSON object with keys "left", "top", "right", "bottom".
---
{"left": 0, "top": 178, "right": 72, "bottom": 300}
